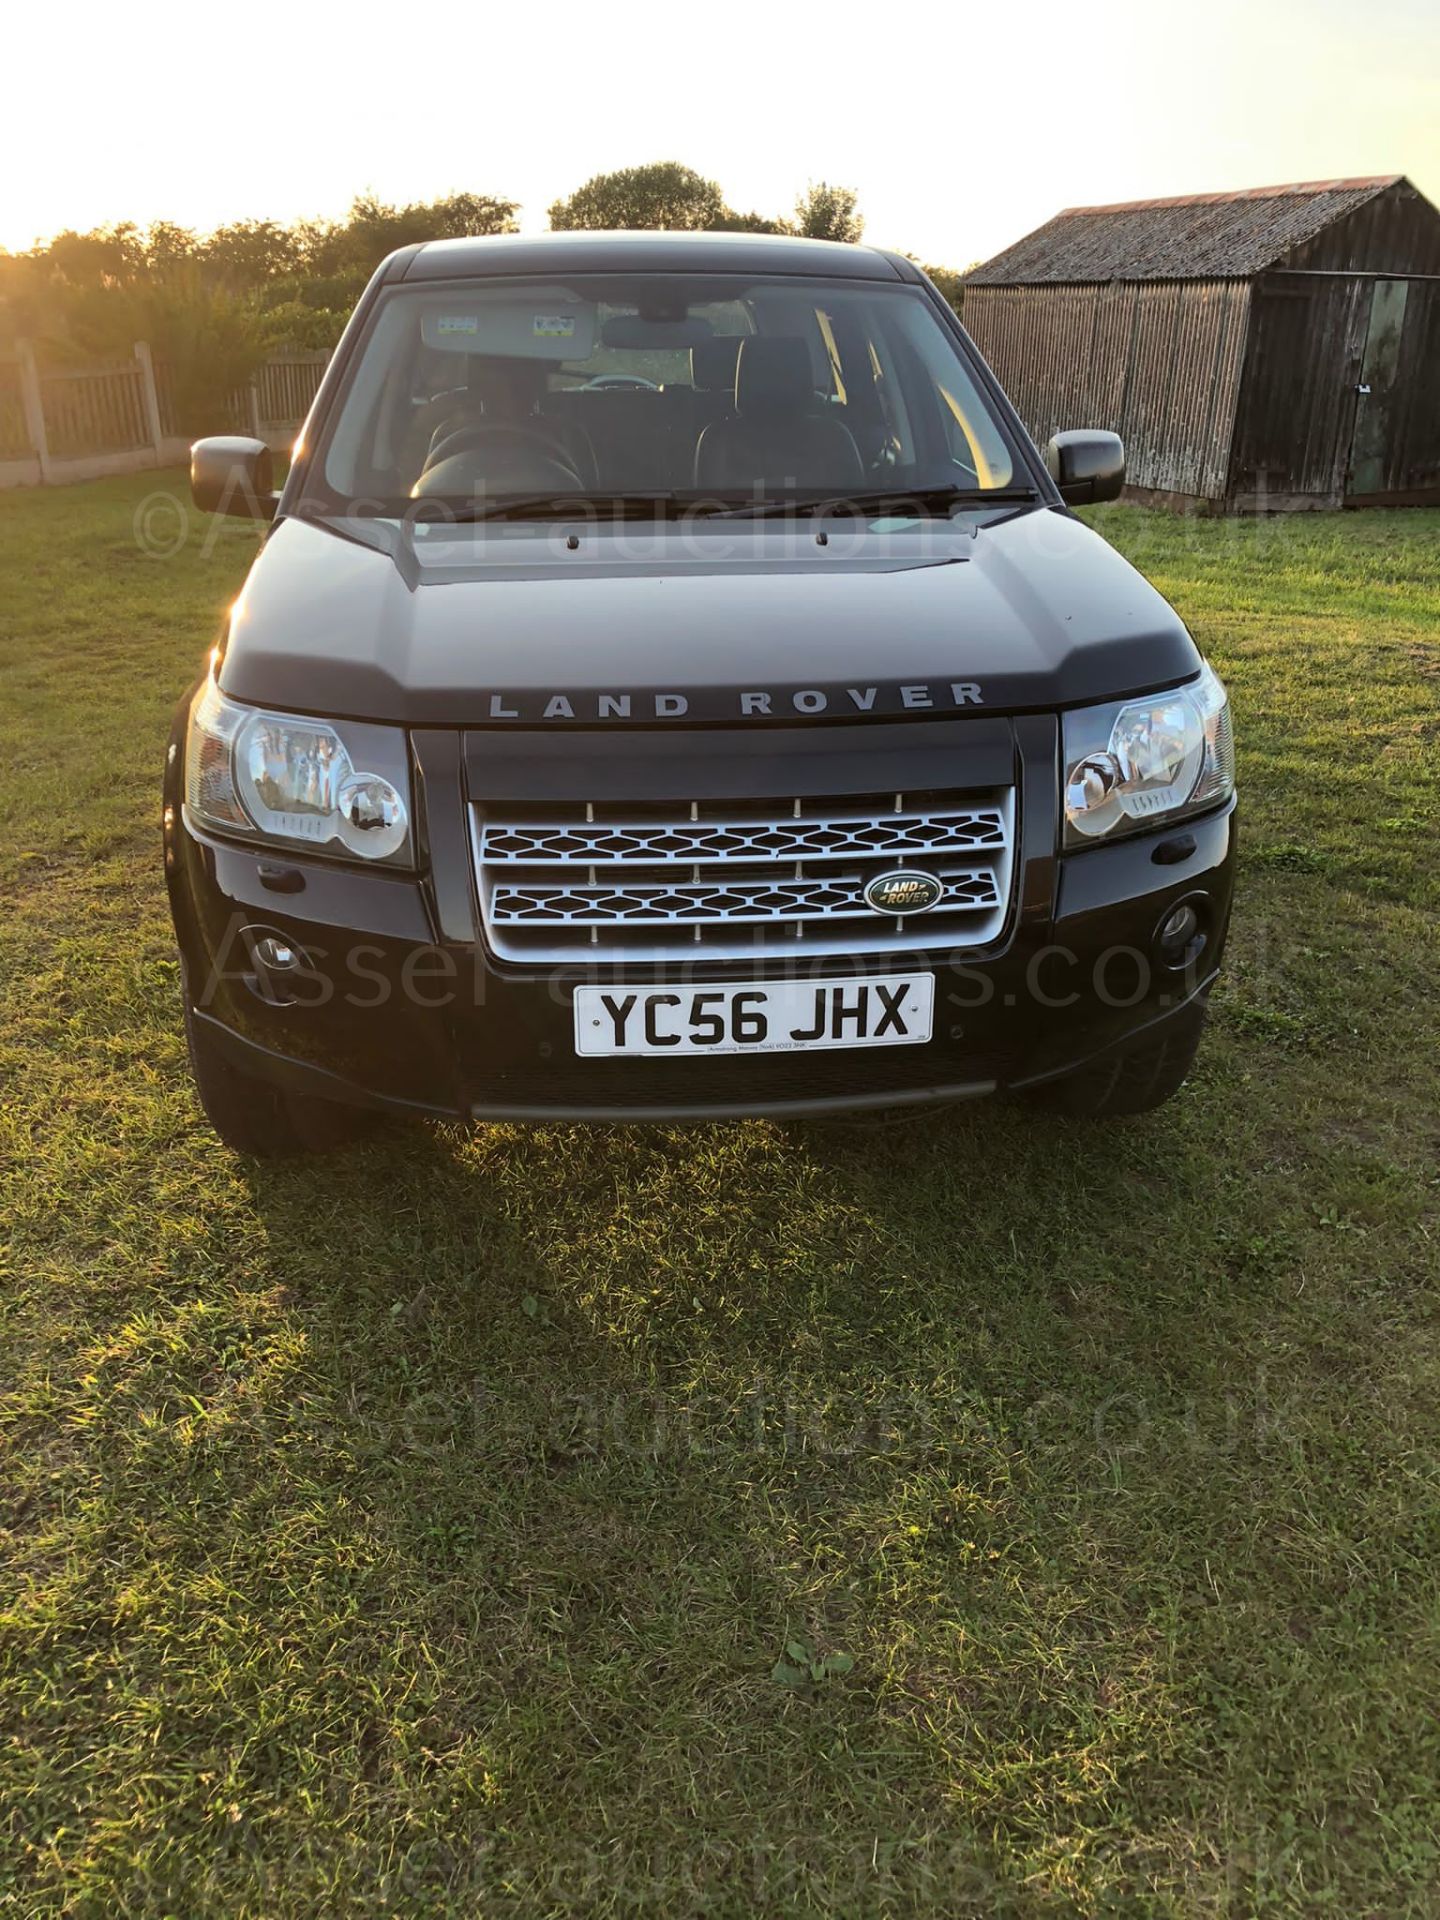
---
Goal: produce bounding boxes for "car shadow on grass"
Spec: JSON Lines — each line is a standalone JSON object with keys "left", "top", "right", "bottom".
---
{"left": 159, "top": 1081, "right": 1364, "bottom": 1906}
{"left": 225, "top": 1083, "right": 1267, "bottom": 1620}
{"left": 231, "top": 1079, "right": 1262, "bottom": 1473}
{"left": 237, "top": 1088, "right": 1227, "bottom": 1379}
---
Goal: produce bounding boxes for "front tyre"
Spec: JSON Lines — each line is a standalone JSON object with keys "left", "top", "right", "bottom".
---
{"left": 1024, "top": 1008, "right": 1207, "bottom": 1118}
{"left": 183, "top": 1001, "right": 381, "bottom": 1156}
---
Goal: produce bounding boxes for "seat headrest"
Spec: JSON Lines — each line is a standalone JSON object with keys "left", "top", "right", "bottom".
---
{"left": 689, "top": 336, "right": 743, "bottom": 393}
{"left": 734, "top": 337, "right": 817, "bottom": 418}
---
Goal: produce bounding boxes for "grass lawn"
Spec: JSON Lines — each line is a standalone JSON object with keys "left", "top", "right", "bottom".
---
{"left": 1, "top": 474, "right": 1438, "bottom": 1916}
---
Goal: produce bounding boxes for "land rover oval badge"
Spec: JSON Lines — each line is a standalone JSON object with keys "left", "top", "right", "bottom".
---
{"left": 864, "top": 870, "right": 943, "bottom": 914}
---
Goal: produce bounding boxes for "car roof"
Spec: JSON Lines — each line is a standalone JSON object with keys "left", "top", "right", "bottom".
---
{"left": 397, "top": 229, "right": 914, "bottom": 283}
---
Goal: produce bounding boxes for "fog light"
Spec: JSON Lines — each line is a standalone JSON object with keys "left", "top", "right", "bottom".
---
{"left": 1161, "top": 905, "right": 1197, "bottom": 947}
{"left": 241, "top": 926, "right": 315, "bottom": 1006}
{"left": 1156, "top": 900, "right": 1206, "bottom": 970}
{"left": 254, "top": 935, "right": 300, "bottom": 971}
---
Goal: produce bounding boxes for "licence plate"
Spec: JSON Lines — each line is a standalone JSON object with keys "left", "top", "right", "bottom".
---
{"left": 573, "top": 974, "right": 934, "bottom": 1057}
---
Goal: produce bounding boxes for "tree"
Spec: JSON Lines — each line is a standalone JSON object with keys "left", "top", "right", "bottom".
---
{"left": 204, "top": 219, "right": 301, "bottom": 286}
{"left": 145, "top": 222, "right": 199, "bottom": 272}
{"left": 282, "top": 192, "right": 516, "bottom": 285}
{"left": 920, "top": 264, "right": 964, "bottom": 315}
{"left": 708, "top": 209, "right": 788, "bottom": 234}
{"left": 40, "top": 224, "right": 145, "bottom": 283}
{"left": 338, "top": 190, "right": 519, "bottom": 264}
{"left": 0, "top": 186, "right": 522, "bottom": 411}
{"left": 549, "top": 162, "right": 727, "bottom": 232}
{"left": 792, "top": 182, "right": 863, "bottom": 244}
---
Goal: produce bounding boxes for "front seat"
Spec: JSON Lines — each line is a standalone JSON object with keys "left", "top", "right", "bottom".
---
{"left": 689, "top": 335, "right": 743, "bottom": 408}
{"left": 693, "top": 337, "right": 863, "bottom": 493}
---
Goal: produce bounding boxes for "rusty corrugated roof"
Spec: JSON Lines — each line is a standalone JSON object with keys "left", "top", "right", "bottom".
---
{"left": 966, "top": 176, "right": 1405, "bottom": 286}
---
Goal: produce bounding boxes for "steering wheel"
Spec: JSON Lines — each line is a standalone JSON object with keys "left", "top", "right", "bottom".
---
{"left": 425, "top": 418, "right": 582, "bottom": 478}
{"left": 412, "top": 422, "right": 585, "bottom": 498}
{"left": 582, "top": 374, "right": 657, "bottom": 392}
{"left": 411, "top": 449, "right": 583, "bottom": 499}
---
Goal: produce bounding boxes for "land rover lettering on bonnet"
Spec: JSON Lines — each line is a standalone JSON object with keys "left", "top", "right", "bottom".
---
{"left": 166, "top": 230, "right": 1235, "bottom": 1152}
{"left": 475, "top": 683, "right": 988, "bottom": 721}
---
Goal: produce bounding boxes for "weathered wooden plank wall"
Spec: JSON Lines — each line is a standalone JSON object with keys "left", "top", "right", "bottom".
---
{"left": 1225, "top": 277, "right": 1368, "bottom": 501}
{"left": 963, "top": 279, "right": 1251, "bottom": 499}
{"left": 1229, "top": 271, "right": 1440, "bottom": 503}
{"left": 1389, "top": 280, "right": 1440, "bottom": 495}
{"left": 1283, "top": 189, "right": 1440, "bottom": 275}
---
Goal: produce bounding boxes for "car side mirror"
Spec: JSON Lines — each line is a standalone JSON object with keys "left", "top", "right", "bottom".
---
{"left": 190, "top": 437, "right": 278, "bottom": 520}
{"left": 1045, "top": 430, "right": 1125, "bottom": 506}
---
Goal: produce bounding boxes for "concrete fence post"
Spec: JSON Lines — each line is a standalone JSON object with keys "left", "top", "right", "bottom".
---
{"left": 246, "top": 378, "right": 263, "bottom": 440}
{"left": 15, "top": 339, "right": 51, "bottom": 484}
{"left": 133, "top": 340, "right": 165, "bottom": 456}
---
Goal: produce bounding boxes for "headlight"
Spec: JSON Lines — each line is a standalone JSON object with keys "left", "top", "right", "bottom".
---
{"left": 184, "top": 677, "right": 413, "bottom": 864}
{"left": 1063, "top": 662, "right": 1234, "bottom": 848}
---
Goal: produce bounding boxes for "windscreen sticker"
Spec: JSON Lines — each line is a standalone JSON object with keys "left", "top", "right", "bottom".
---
{"left": 435, "top": 315, "right": 479, "bottom": 337}
{"left": 533, "top": 314, "right": 577, "bottom": 339}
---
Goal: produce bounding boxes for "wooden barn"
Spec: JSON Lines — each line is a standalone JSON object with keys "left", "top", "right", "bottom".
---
{"left": 963, "top": 176, "right": 1440, "bottom": 511}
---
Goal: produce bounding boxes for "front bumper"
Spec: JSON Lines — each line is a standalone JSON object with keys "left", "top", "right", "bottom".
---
{"left": 164, "top": 715, "right": 1235, "bottom": 1123}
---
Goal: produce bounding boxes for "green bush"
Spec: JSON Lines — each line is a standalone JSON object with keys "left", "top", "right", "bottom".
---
{"left": 0, "top": 174, "right": 984, "bottom": 431}
{"left": 0, "top": 192, "right": 522, "bottom": 430}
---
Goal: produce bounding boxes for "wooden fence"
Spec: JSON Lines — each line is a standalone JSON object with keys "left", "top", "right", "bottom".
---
{"left": 0, "top": 360, "right": 27, "bottom": 460}
{"left": 0, "top": 343, "right": 330, "bottom": 487}
{"left": 255, "top": 355, "right": 330, "bottom": 430}
{"left": 41, "top": 359, "right": 153, "bottom": 458}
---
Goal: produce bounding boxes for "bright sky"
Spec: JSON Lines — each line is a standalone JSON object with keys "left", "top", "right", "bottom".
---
{"left": 4, "top": 0, "right": 1436, "bottom": 266}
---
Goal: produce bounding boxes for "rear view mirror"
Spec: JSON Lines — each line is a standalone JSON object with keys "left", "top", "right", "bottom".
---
{"left": 600, "top": 314, "right": 715, "bottom": 350}
{"left": 190, "top": 437, "right": 277, "bottom": 520}
{"left": 1046, "top": 430, "right": 1125, "bottom": 506}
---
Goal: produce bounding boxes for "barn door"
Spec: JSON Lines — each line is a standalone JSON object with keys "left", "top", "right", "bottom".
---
{"left": 1348, "top": 280, "right": 1410, "bottom": 498}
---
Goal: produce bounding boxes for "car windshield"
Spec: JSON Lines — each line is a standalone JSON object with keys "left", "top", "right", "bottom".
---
{"left": 303, "top": 272, "right": 1021, "bottom": 517}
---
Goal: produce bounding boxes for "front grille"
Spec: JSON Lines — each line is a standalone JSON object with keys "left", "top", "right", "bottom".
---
{"left": 473, "top": 789, "right": 1016, "bottom": 962}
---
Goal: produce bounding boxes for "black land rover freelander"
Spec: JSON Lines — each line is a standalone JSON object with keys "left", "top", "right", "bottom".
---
{"left": 166, "top": 231, "right": 1236, "bottom": 1153}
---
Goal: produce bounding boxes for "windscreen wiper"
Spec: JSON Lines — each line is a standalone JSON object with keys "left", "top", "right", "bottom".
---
{"left": 698, "top": 485, "right": 1039, "bottom": 521}
{"left": 412, "top": 492, "right": 687, "bottom": 525}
